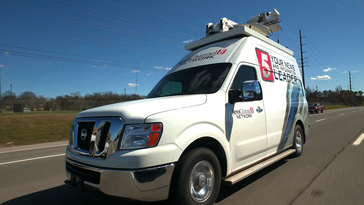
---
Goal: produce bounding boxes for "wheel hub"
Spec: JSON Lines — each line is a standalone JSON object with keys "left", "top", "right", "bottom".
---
{"left": 194, "top": 172, "right": 206, "bottom": 190}
{"left": 189, "top": 160, "right": 214, "bottom": 203}
{"left": 296, "top": 131, "right": 302, "bottom": 151}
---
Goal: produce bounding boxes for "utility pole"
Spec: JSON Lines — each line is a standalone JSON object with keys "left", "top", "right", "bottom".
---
{"left": 349, "top": 71, "right": 353, "bottom": 106}
{"left": 0, "top": 68, "right": 2, "bottom": 101}
{"left": 0, "top": 68, "right": 2, "bottom": 113}
{"left": 299, "top": 30, "right": 306, "bottom": 89}
{"left": 135, "top": 64, "right": 139, "bottom": 95}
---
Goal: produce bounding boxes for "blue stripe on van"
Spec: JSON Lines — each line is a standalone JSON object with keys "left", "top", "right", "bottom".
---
{"left": 278, "top": 84, "right": 299, "bottom": 151}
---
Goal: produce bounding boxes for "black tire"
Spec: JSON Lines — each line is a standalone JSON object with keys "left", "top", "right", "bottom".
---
{"left": 321, "top": 110, "right": 323, "bottom": 113}
{"left": 293, "top": 125, "right": 304, "bottom": 157}
{"left": 172, "top": 148, "right": 221, "bottom": 205}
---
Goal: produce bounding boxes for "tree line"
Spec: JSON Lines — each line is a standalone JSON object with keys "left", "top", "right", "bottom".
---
{"left": 306, "top": 86, "right": 363, "bottom": 106}
{"left": 0, "top": 91, "right": 145, "bottom": 112}
{"left": 0, "top": 86, "right": 363, "bottom": 112}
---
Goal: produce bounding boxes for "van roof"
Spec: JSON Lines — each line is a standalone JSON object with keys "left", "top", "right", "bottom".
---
{"left": 185, "top": 25, "right": 293, "bottom": 56}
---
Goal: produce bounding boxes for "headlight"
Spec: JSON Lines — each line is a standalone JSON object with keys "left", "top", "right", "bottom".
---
{"left": 120, "top": 123, "right": 162, "bottom": 149}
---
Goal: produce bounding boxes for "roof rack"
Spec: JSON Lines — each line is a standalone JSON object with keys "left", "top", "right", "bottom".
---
{"left": 185, "top": 25, "right": 292, "bottom": 56}
{"left": 185, "top": 9, "right": 292, "bottom": 55}
{"left": 205, "top": 9, "right": 281, "bottom": 37}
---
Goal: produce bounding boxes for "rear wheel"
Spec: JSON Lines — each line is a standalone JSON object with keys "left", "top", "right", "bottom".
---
{"left": 173, "top": 148, "right": 221, "bottom": 205}
{"left": 293, "top": 125, "right": 304, "bottom": 157}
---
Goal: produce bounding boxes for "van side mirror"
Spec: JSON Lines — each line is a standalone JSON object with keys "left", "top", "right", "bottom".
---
{"left": 242, "top": 80, "right": 262, "bottom": 101}
{"left": 228, "top": 80, "right": 262, "bottom": 104}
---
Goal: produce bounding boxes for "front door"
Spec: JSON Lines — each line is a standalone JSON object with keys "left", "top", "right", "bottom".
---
{"left": 226, "top": 65, "right": 267, "bottom": 170}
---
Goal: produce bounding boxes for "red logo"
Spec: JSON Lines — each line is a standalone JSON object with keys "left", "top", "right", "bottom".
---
{"left": 216, "top": 49, "right": 227, "bottom": 55}
{"left": 256, "top": 48, "right": 274, "bottom": 82}
{"left": 250, "top": 107, "right": 254, "bottom": 114}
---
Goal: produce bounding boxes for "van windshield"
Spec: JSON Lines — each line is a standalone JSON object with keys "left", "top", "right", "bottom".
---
{"left": 147, "top": 63, "right": 231, "bottom": 98}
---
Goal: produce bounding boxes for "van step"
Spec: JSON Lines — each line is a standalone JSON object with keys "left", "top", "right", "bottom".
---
{"left": 223, "top": 149, "right": 296, "bottom": 186}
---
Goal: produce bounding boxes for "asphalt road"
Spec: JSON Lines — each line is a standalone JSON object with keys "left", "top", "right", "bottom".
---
{"left": 1, "top": 107, "right": 363, "bottom": 205}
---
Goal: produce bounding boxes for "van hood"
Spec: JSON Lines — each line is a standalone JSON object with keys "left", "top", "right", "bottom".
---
{"left": 76, "top": 95, "right": 207, "bottom": 123}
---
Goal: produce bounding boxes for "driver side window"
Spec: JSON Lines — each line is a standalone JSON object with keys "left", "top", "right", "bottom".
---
{"left": 229, "top": 66, "right": 258, "bottom": 103}
{"left": 231, "top": 66, "right": 257, "bottom": 90}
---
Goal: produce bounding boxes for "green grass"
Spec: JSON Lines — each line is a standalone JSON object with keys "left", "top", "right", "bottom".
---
{"left": 323, "top": 105, "right": 351, "bottom": 110}
{"left": 0, "top": 111, "right": 79, "bottom": 147}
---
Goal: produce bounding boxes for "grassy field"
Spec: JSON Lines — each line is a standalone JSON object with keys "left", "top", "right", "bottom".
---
{"left": 323, "top": 105, "right": 351, "bottom": 110}
{"left": 0, "top": 111, "right": 79, "bottom": 147}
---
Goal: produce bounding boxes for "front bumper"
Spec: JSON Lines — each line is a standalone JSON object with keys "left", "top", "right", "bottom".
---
{"left": 309, "top": 108, "right": 317, "bottom": 112}
{"left": 65, "top": 157, "right": 175, "bottom": 202}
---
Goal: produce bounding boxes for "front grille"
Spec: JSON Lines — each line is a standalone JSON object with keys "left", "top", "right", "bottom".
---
{"left": 77, "top": 122, "right": 95, "bottom": 151}
{"left": 70, "top": 117, "right": 124, "bottom": 159}
{"left": 66, "top": 161, "right": 100, "bottom": 184}
{"left": 97, "top": 121, "right": 111, "bottom": 151}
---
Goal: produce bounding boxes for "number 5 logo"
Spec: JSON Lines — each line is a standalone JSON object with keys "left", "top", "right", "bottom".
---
{"left": 256, "top": 48, "right": 274, "bottom": 82}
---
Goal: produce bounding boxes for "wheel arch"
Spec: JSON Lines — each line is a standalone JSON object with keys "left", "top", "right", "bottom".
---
{"left": 295, "top": 120, "right": 306, "bottom": 144}
{"left": 178, "top": 137, "right": 227, "bottom": 178}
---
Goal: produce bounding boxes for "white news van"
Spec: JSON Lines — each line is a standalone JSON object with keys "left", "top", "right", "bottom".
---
{"left": 65, "top": 11, "right": 310, "bottom": 205}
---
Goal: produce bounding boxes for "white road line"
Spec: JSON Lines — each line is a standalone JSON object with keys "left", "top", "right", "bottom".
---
{"left": 0, "top": 153, "right": 65, "bottom": 166}
{"left": 353, "top": 134, "right": 364, "bottom": 146}
{"left": 340, "top": 113, "right": 345, "bottom": 116}
{"left": 0, "top": 144, "right": 68, "bottom": 154}
{"left": 316, "top": 118, "right": 326, "bottom": 122}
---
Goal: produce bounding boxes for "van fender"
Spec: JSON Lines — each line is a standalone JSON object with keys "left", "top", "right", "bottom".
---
{"left": 174, "top": 122, "right": 231, "bottom": 173}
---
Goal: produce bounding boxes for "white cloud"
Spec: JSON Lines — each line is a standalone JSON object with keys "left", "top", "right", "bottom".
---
{"left": 183, "top": 39, "right": 194, "bottom": 44}
{"left": 323, "top": 67, "right": 336, "bottom": 72}
{"left": 0, "top": 65, "right": 4, "bottom": 68}
{"left": 131, "top": 70, "right": 140, "bottom": 73}
{"left": 311, "top": 75, "right": 331, "bottom": 80}
{"left": 341, "top": 71, "right": 348, "bottom": 74}
{"left": 128, "top": 83, "right": 138, "bottom": 87}
{"left": 155, "top": 66, "right": 171, "bottom": 70}
{"left": 4, "top": 51, "right": 9, "bottom": 55}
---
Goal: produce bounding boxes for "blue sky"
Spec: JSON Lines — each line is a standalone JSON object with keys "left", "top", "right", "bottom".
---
{"left": 0, "top": 0, "right": 363, "bottom": 98}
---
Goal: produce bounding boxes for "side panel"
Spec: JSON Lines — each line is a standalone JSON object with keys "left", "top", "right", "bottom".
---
{"left": 254, "top": 44, "right": 308, "bottom": 155}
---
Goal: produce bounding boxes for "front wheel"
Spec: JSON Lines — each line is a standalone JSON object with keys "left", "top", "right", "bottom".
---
{"left": 293, "top": 125, "right": 304, "bottom": 157}
{"left": 174, "top": 148, "right": 221, "bottom": 205}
